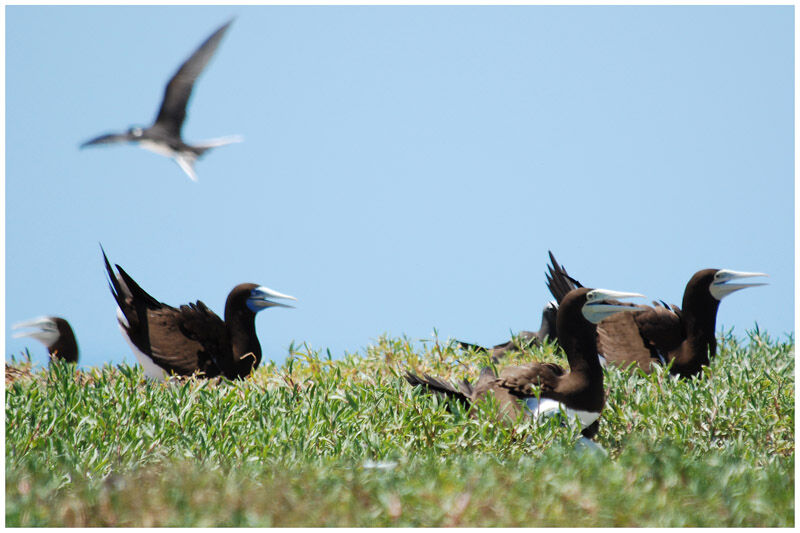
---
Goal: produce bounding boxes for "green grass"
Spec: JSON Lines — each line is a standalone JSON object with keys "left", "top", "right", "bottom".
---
{"left": 5, "top": 328, "right": 794, "bottom": 526}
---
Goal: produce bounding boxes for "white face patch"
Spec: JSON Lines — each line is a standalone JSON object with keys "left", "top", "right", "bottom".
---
{"left": 524, "top": 397, "right": 600, "bottom": 429}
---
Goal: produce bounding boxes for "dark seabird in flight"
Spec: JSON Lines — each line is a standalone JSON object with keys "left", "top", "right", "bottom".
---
{"left": 406, "top": 287, "right": 645, "bottom": 443}
{"left": 81, "top": 19, "right": 241, "bottom": 181}
{"left": 545, "top": 252, "right": 767, "bottom": 378}
{"left": 12, "top": 316, "right": 79, "bottom": 363}
{"left": 102, "top": 247, "right": 295, "bottom": 380}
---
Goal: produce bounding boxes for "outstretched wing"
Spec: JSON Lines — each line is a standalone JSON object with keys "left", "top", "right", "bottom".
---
{"left": 154, "top": 20, "right": 233, "bottom": 136}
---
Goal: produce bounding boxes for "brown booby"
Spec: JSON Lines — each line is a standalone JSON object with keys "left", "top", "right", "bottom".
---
{"left": 102, "top": 247, "right": 295, "bottom": 380}
{"left": 545, "top": 252, "right": 767, "bottom": 378}
{"left": 81, "top": 19, "right": 241, "bottom": 181}
{"left": 406, "top": 287, "right": 645, "bottom": 441}
{"left": 12, "top": 316, "right": 79, "bottom": 363}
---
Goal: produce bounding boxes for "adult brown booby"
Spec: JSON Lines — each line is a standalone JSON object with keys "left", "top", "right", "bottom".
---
{"left": 545, "top": 252, "right": 767, "bottom": 378}
{"left": 102, "top": 248, "right": 295, "bottom": 380}
{"left": 406, "top": 287, "right": 645, "bottom": 440}
{"left": 80, "top": 20, "right": 241, "bottom": 181}
{"left": 12, "top": 316, "right": 79, "bottom": 363}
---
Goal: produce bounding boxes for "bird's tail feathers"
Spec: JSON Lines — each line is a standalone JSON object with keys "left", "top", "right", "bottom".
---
{"left": 195, "top": 135, "right": 244, "bottom": 150}
{"left": 546, "top": 250, "right": 583, "bottom": 304}
{"left": 404, "top": 371, "right": 472, "bottom": 407}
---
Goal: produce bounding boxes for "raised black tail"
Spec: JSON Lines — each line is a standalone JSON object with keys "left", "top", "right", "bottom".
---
{"left": 101, "top": 244, "right": 161, "bottom": 311}
{"left": 545, "top": 250, "right": 583, "bottom": 304}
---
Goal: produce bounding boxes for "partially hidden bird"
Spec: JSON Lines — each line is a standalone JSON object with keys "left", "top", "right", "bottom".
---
{"left": 406, "top": 287, "right": 646, "bottom": 443}
{"left": 12, "top": 316, "right": 79, "bottom": 363}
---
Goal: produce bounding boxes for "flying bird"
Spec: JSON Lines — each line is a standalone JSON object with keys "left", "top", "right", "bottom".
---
{"left": 102, "top": 247, "right": 295, "bottom": 380}
{"left": 545, "top": 252, "right": 767, "bottom": 378}
{"left": 12, "top": 316, "right": 79, "bottom": 363}
{"left": 81, "top": 19, "right": 241, "bottom": 181}
{"left": 406, "top": 287, "right": 645, "bottom": 442}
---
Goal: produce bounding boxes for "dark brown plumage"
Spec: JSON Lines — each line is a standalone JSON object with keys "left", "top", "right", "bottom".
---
{"left": 12, "top": 316, "right": 79, "bottom": 363}
{"left": 102, "top": 247, "right": 295, "bottom": 380}
{"left": 546, "top": 254, "right": 767, "bottom": 378}
{"left": 407, "top": 287, "right": 644, "bottom": 439}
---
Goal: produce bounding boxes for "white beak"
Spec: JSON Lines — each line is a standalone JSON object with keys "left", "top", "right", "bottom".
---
{"left": 247, "top": 285, "right": 298, "bottom": 311}
{"left": 582, "top": 289, "right": 647, "bottom": 324}
{"left": 709, "top": 269, "right": 768, "bottom": 300}
{"left": 12, "top": 316, "right": 60, "bottom": 346}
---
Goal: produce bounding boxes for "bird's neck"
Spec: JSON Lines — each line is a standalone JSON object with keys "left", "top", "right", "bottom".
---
{"left": 561, "top": 323, "right": 603, "bottom": 377}
{"left": 50, "top": 335, "right": 78, "bottom": 364}
{"left": 670, "top": 295, "right": 719, "bottom": 374}
{"left": 225, "top": 308, "right": 262, "bottom": 378}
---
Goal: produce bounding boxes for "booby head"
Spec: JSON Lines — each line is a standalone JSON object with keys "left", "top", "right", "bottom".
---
{"left": 12, "top": 316, "right": 61, "bottom": 346}
{"left": 12, "top": 316, "right": 78, "bottom": 362}
{"left": 708, "top": 269, "right": 768, "bottom": 301}
{"left": 231, "top": 283, "right": 297, "bottom": 313}
{"left": 580, "top": 288, "right": 646, "bottom": 324}
{"left": 127, "top": 126, "right": 145, "bottom": 139}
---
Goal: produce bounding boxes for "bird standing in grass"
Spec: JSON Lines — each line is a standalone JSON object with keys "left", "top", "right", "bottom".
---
{"left": 406, "top": 286, "right": 645, "bottom": 442}
{"left": 102, "top": 247, "right": 296, "bottom": 380}
{"left": 81, "top": 19, "right": 241, "bottom": 181}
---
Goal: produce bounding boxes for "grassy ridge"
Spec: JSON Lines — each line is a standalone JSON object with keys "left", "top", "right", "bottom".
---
{"left": 5, "top": 329, "right": 794, "bottom": 526}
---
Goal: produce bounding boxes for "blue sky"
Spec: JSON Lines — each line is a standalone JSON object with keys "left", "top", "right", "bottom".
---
{"left": 5, "top": 6, "right": 794, "bottom": 370}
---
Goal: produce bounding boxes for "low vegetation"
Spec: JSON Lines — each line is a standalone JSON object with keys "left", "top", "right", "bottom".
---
{"left": 5, "top": 328, "right": 794, "bottom": 526}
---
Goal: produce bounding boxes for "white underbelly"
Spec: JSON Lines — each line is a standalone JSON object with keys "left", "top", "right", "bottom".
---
{"left": 139, "top": 139, "right": 176, "bottom": 158}
{"left": 524, "top": 396, "right": 600, "bottom": 429}
{"left": 117, "top": 308, "right": 166, "bottom": 381}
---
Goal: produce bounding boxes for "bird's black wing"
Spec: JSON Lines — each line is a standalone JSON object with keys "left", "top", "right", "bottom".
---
{"left": 145, "top": 301, "right": 232, "bottom": 378}
{"left": 153, "top": 20, "right": 233, "bottom": 136}
{"left": 80, "top": 132, "right": 132, "bottom": 148}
